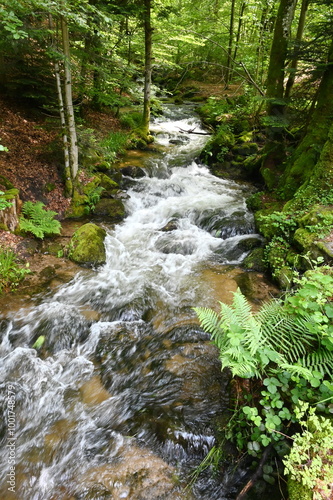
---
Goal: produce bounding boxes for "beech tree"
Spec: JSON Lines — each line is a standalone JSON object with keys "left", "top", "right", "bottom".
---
{"left": 265, "top": 0, "right": 297, "bottom": 115}
{"left": 143, "top": 0, "right": 152, "bottom": 136}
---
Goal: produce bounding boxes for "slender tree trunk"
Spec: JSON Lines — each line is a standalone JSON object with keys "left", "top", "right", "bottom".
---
{"left": 49, "top": 14, "right": 73, "bottom": 196}
{"left": 233, "top": 2, "right": 246, "bottom": 63}
{"left": 55, "top": 59, "right": 73, "bottom": 196}
{"left": 61, "top": 16, "right": 78, "bottom": 181}
{"left": 284, "top": 0, "right": 309, "bottom": 98}
{"left": 265, "top": 0, "right": 297, "bottom": 115}
{"left": 255, "top": 0, "right": 275, "bottom": 84}
{"left": 225, "top": 0, "right": 236, "bottom": 87}
{"left": 143, "top": 0, "right": 152, "bottom": 137}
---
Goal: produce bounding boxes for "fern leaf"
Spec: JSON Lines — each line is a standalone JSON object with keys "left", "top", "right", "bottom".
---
{"left": 300, "top": 349, "right": 333, "bottom": 376}
{"left": 193, "top": 307, "right": 221, "bottom": 338}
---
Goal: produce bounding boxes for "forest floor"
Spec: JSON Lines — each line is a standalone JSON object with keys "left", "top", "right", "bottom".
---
{"left": 0, "top": 94, "right": 125, "bottom": 254}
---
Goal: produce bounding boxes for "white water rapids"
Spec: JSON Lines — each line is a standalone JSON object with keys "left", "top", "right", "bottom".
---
{"left": 0, "top": 104, "right": 261, "bottom": 500}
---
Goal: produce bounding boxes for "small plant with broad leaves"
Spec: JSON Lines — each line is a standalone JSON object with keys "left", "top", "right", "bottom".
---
{"left": 19, "top": 201, "right": 61, "bottom": 239}
{"left": 283, "top": 402, "right": 333, "bottom": 500}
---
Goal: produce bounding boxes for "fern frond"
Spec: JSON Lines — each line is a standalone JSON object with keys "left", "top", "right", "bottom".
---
{"left": 19, "top": 201, "right": 61, "bottom": 239}
{"left": 300, "top": 349, "right": 333, "bottom": 376}
{"left": 278, "top": 362, "right": 313, "bottom": 380}
{"left": 193, "top": 307, "right": 221, "bottom": 338}
{"left": 233, "top": 290, "right": 254, "bottom": 323}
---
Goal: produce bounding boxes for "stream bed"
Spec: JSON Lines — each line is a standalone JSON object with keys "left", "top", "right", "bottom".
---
{"left": 0, "top": 104, "right": 278, "bottom": 500}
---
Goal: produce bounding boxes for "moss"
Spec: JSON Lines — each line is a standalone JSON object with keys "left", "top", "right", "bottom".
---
{"left": 287, "top": 478, "right": 312, "bottom": 500}
{"left": 232, "top": 142, "right": 259, "bottom": 157}
{"left": 242, "top": 248, "right": 266, "bottom": 272}
{"left": 94, "top": 160, "right": 111, "bottom": 172}
{"left": 69, "top": 223, "right": 106, "bottom": 266}
{"left": 93, "top": 199, "right": 125, "bottom": 220}
{"left": 2, "top": 188, "right": 19, "bottom": 200}
{"left": 66, "top": 191, "right": 89, "bottom": 218}
{"left": 293, "top": 228, "right": 317, "bottom": 252}
{"left": 260, "top": 167, "right": 278, "bottom": 191}
{"left": 274, "top": 265, "right": 293, "bottom": 289}
{"left": 82, "top": 176, "right": 101, "bottom": 196}
{"left": 237, "top": 131, "right": 254, "bottom": 143}
{"left": 315, "top": 241, "right": 333, "bottom": 259}
{"left": 98, "top": 174, "right": 119, "bottom": 192}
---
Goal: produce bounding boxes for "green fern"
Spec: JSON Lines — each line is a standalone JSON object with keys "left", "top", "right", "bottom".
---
{"left": 194, "top": 288, "right": 333, "bottom": 379}
{"left": 19, "top": 201, "right": 61, "bottom": 239}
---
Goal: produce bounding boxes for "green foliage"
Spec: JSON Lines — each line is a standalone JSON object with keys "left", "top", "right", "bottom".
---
{"left": 257, "top": 210, "right": 298, "bottom": 239}
{"left": 120, "top": 112, "right": 143, "bottom": 129}
{"left": 19, "top": 201, "right": 61, "bottom": 239}
{"left": 100, "top": 132, "right": 129, "bottom": 162}
{"left": 0, "top": 191, "right": 13, "bottom": 211}
{"left": 84, "top": 186, "right": 104, "bottom": 214}
{"left": 284, "top": 267, "right": 333, "bottom": 349}
{"left": 194, "top": 274, "right": 333, "bottom": 456}
{"left": 283, "top": 403, "right": 333, "bottom": 499}
{"left": 0, "top": 247, "right": 30, "bottom": 293}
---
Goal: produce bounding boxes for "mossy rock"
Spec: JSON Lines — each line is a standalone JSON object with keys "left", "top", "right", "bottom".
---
{"left": 287, "top": 478, "right": 312, "bottom": 500}
{"left": 237, "top": 131, "right": 254, "bottom": 143}
{"left": 93, "top": 199, "right": 125, "bottom": 220}
{"left": 293, "top": 228, "right": 317, "bottom": 252}
{"left": 94, "top": 160, "right": 111, "bottom": 172}
{"left": 99, "top": 174, "right": 119, "bottom": 191}
{"left": 274, "top": 265, "right": 293, "bottom": 289}
{"left": 242, "top": 248, "right": 266, "bottom": 272}
{"left": 82, "top": 176, "right": 101, "bottom": 196}
{"left": 242, "top": 154, "right": 262, "bottom": 176}
{"left": 315, "top": 241, "right": 333, "bottom": 260}
{"left": 260, "top": 167, "right": 278, "bottom": 191}
{"left": 232, "top": 142, "right": 259, "bottom": 157}
{"left": 66, "top": 191, "right": 89, "bottom": 218}
{"left": 297, "top": 205, "right": 333, "bottom": 228}
{"left": 69, "top": 223, "right": 106, "bottom": 266}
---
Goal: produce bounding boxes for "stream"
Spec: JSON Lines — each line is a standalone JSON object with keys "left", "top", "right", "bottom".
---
{"left": 0, "top": 104, "right": 276, "bottom": 500}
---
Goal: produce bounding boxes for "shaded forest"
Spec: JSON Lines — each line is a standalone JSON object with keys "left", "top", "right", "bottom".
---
{"left": 1, "top": 0, "right": 333, "bottom": 499}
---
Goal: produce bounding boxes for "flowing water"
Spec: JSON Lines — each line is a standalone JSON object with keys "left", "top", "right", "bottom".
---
{"left": 0, "top": 104, "right": 272, "bottom": 500}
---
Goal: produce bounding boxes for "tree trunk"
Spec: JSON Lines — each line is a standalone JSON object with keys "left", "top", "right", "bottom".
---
{"left": 49, "top": 14, "right": 73, "bottom": 196}
{"left": 255, "top": 0, "right": 275, "bottom": 84}
{"left": 284, "top": 0, "right": 309, "bottom": 99}
{"left": 61, "top": 16, "right": 79, "bottom": 181}
{"left": 143, "top": 0, "right": 152, "bottom": 137}
{"left": 233, "top": 2, "right": 246, "bottom": 63}
{"left": 265, "top": 0, "right": 297, "bottom": 115}
{"left": 225, "top": 0, "right": 236, "bottom": 87}
{"left": 279, "top": 38, "right": 333, "bottom": 200}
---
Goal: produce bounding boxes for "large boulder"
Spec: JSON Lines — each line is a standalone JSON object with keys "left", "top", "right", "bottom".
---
{"left": 69, "top": 223, "right": 106, "bottom": 266}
